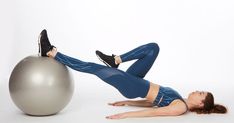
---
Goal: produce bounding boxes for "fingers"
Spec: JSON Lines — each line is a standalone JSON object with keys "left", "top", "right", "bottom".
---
{"left": 106, "top": 113, "right": 126, "bottom": 119}
{"left": 108, "top": 101, "right": 127, "bottom": 106}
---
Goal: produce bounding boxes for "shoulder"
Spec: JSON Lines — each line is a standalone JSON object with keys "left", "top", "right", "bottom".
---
{"left": 168, "top": 99, "right": 188, "bottom": 115}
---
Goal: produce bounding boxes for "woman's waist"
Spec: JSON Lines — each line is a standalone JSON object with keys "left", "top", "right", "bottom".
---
{"left": 145, "top": 82, "right": 160, "bottom": 103}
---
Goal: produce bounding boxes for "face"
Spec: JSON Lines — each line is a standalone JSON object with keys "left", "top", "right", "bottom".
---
{"left": 188, "top": 91, "right": 208, "bottom": 108}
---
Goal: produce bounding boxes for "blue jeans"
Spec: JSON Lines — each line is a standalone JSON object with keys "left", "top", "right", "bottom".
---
{"left": 55, "top": 43, "right": 160, "bottom": 98}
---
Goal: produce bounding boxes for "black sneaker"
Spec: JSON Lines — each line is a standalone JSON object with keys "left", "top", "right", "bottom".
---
{"left": 38, "top": 29, "right": 55, "bottom": 56}
{"left": 96, "top": 50, "right": 119, "bottom": 68}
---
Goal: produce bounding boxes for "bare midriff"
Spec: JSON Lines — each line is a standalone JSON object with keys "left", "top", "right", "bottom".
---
{"left": 145, "top": 82, "right": 160, "bottom": 103}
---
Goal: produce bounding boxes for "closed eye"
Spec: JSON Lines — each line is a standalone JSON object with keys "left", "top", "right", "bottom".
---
{"left": 200, "top": 92, "right": 205, "bottom": 95}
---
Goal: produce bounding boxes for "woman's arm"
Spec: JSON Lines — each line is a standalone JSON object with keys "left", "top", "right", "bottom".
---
{"left": 108, "top": 100, "right": 153, "bottom": 107}
{"left": 106, "top": 101, "right": 187, "bottom": 119}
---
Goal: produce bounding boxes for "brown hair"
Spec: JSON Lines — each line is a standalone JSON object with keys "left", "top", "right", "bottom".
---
{"left": 190, "top": 92, "right": 227, "bottom": 114}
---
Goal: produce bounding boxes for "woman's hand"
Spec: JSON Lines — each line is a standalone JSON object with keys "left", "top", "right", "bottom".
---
{"left": 106, "top": 113, "right": 127, "bottom": 119}
{"left": 108, "top": 100, "right": 153, "bottom": 107}
{"left": 108, "top": 101, "right": 129, "bottom": 106}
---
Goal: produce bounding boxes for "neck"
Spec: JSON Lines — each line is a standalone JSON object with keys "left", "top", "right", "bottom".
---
{"left": 184, "top": 98, "right": 197, "bottom": 110}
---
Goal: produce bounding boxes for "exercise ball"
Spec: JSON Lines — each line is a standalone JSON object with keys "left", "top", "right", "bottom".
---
{"left": 9, "top": 55, "right": 74, "bottom": 116}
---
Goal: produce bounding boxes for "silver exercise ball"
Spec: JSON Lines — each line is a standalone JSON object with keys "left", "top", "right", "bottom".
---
{"left": 9, "top": 55, "right": 74, "bottom": 116}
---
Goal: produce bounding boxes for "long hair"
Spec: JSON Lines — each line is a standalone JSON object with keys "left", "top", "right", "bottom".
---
{"left": 190, "top": 92, "right": 227, "bottom": 114}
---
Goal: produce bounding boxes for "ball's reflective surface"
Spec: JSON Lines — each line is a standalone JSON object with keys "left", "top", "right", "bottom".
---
{"left": 9, "top": 56, "right": 74, "bottom": 116}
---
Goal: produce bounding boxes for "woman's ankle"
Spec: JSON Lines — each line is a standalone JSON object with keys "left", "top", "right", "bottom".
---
{"left": 47, "top": 47, "right": 57, "bottom": 58}
{"left": 114, "top": 56, "right": 122, "bottom": 65}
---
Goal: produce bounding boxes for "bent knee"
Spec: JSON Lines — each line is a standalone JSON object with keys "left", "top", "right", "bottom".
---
{"left": 146, "top": 42, "right": 160, "bottom": 53}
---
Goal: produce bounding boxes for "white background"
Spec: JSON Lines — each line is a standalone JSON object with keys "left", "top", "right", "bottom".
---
{"left": 0, "top": 0, "right": 234, "bottom": 123}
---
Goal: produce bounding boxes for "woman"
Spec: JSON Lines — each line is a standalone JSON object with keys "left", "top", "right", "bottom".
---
{"left": 38, "top": 29, "right": 227, "bottom": 119}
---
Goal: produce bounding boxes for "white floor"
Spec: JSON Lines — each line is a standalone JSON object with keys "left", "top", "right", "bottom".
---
{"left": 1, "top": 73, "right": 234, "bottom": 123}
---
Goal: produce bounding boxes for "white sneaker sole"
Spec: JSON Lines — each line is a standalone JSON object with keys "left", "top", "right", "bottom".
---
{"left": 38, "top": 33, "right": 42, "bottom": 56}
